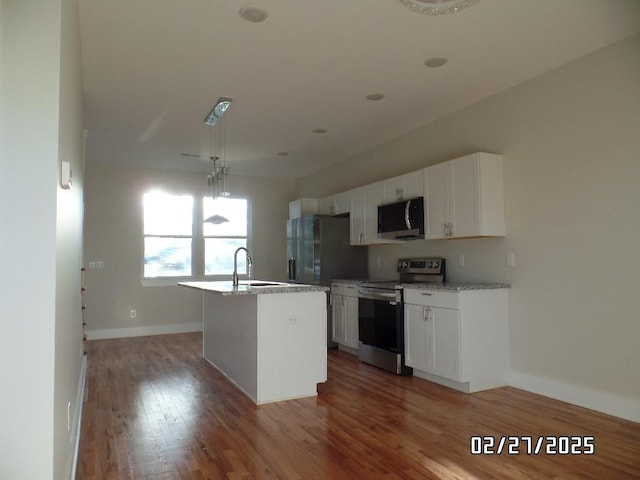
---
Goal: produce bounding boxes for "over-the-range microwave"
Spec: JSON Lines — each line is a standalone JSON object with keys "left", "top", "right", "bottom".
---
{"left": 377, "top": 197, "right": 425, "bottom": 240}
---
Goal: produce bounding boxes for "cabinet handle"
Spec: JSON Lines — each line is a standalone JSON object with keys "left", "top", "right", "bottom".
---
{"left": 421, "top": 292, "right": 433, "bottom": 296}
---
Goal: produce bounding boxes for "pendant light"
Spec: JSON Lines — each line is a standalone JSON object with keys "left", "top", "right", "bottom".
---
{"left": 203, "top": 98, "right": 233, "bottom": 224}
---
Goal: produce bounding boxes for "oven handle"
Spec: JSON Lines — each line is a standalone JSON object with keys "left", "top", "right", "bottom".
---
{"left": 357, "top": 287, "right": 400, "bottom": 301}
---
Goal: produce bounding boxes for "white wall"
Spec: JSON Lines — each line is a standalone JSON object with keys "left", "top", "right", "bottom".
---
{"left": 296, "top": 34, "right": 640, "bottom": 421}
{"left": 54, "top": 0, "right": 86, "bottom": 478}
{"left": 0, "top": 0, "right": 85, "bottom": 478}
{"left": 83, "top": 162, "right": 296, "bottom": 337}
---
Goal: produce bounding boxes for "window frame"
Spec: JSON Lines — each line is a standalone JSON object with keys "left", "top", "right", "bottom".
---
{"left": 140, "top": 190, "right": 251, "bottom": 287}
{"left": 202, "top": 196, "right": 252, "bottom": 280}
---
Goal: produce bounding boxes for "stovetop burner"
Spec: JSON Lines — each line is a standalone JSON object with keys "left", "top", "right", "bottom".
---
{"left": 360, "top": 257, "right": 446, "bottom": 290}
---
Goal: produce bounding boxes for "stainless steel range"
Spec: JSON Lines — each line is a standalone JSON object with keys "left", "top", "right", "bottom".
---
{"left": 357, "top": 257, "right": 445, "bottom": 375}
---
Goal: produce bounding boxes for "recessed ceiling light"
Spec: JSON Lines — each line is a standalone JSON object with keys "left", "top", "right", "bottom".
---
{"left": 365, "top": 93, "right": 385, "bottom": 101}
{"left": 276, "top": 151, "right": 289, "bottom": 156}
{"left": 239, "top": 6, "right": 268, "bottom": 23}
{"left": 312, "top": 129, "right": 328, "bottom": 134}
{"left": 424, "top": 57, "right": 448, "bottom": 67}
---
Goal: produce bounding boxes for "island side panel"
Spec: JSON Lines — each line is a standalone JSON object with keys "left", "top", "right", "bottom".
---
{"left": 256, "top": 291, "right": 327, "bottom": 404}
{"left": 203, "top": 293, "right": 259, "bottom": 402}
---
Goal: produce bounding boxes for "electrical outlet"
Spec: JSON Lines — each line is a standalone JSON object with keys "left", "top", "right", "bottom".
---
{"left": 287, "top": 316, "right": 297, "bottom": 325}
{"left": 506, "top": 253, "right": 516, "bottom": 267}
{"left": 457, "top": 254, "right": 465, "bottom": 267}
{"left": 130, "top": 309, "right": 137, "bottom": 319}
{"left": 88, "top": 261, "right": 104, "bottom": 269}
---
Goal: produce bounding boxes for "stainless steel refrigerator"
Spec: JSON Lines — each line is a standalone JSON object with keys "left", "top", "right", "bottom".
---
{"left": 286, "top": 215, "right": 368, "bottom": 285}
{"left": 287, "top": 215, "right": 368, "bottom": 348}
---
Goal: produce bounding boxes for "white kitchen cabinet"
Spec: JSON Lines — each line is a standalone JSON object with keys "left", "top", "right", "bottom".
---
{"left": 404, "top": 287, "right": 509, "bottom": 393}
{"left": 319, "top": 192, "right": 350, "bottom": 216}
{"left": 330, "top": 282, "right": 359, "bottom": 351}
{"left": 382, "top": 170, "right": 424, "bottom": 204}
{"left": 404, "top": 295, "right": 461, "bottom": 382}
{"left": 350, "top": 182, "right": 392, "bottom": 246}
{"left": 424, "top": 152, "right": 505, "bottom": 239}
{"left": 330, "top": 283, "right": 345, "bottom": 345}
{"left": 289, "top": 198, "right": 318, "bottom": 219}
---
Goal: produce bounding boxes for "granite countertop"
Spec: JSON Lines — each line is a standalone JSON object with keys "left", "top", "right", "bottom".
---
{"left": 402, "top": 282, "right": 511, "bottom": 291}
{"left": 178, "top": 280, "right": 328, "bottom": 296}
{"left": 331, "top": 278, "right": 510, "bottom": 291}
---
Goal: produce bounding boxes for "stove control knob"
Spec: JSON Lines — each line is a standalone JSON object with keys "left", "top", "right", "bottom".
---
{"left": 427, "top": 261, "right": 433, "bottom": 268}
{"left": 432, "top": 261, "right": 439, "bottom": 269}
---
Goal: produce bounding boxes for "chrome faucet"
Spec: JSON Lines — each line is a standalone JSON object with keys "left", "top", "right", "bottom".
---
{"left": 232, "top": 247, "right": 253, "bottom": 286}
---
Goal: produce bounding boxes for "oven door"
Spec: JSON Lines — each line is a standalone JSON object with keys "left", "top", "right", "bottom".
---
{"left": 357, "top": 286, "right": 403, "bottom": 353}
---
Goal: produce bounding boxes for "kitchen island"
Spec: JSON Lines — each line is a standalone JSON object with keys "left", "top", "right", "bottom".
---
{"left": 179, "top": 280, "right": 328, "bottom": 404}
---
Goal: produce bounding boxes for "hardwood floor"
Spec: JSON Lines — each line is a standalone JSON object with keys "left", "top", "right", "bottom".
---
{"left": 76, "top": 333, "right": 640, "bottom": 479}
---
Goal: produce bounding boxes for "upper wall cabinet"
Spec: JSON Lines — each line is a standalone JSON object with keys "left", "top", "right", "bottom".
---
{"left": 381, "top": 170, "right": 424, "bottom": 204}
{"left": 319, "top": 191, "right": 350, "bottom": 216}
{"left": 289, "top": 198, "right": 318, "bottom": 219}
{"left": 350, "top": 182, "right": 391, "bottom": 246}
{"left": 424, "top": 153, "right": 505, "bottom": 239}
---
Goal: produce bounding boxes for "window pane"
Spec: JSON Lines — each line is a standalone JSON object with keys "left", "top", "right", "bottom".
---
{"left": 144, "top": 237, "right": 192, "bottom": 277}
{"left": 144, "top": 191, "right": 193, "bottom": 235}
{"left": 205, "top": 238, "right": 247, "bottom": 275}
{"left": 203, "top": 197, "right": 247, "bottom": 237}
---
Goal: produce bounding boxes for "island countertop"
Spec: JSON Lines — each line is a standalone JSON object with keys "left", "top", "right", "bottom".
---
{"left": 178, "top": 280, "right": 328, "bottom": 296}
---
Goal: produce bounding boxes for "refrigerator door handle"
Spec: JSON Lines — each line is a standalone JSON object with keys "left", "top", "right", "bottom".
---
{"left": 288, "top": 257, "right": 296, "bottom": 281}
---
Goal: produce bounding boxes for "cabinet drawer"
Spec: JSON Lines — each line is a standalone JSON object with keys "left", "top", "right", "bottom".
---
{"left": 330, "top": 283, "right": 344, "bottom": 295}
{"left": 404, "top": 289, "right": 458, "bottom": 309}
{"left": 342, "top": 284, "right": 359, "bottom": 297}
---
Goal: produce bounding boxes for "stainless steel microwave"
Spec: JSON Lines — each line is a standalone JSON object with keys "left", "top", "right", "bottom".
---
{"left": 377, "top": 197, "right": 425, "bottom": 240}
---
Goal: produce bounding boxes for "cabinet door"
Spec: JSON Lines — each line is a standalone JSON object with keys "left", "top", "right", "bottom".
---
{"left": 404, "top": 304, "right": 429, "bottom": 372}
{"left": 450, "top": 155, "right": 479, "bottom": 238}
{"left": 320, "top": 192, "right": 351, "bottom": 216}
{"left": 333, "top": 192, "right": 350, "bottom": 215}
{"left": 424, "top": 162, "right": 450, "bottom": 240}
{"left": 382, "top": 175, "right": 405, "bottom": 204}
{"left": 403, "top": 170, "right": 424, "bottom": 199}
{"left": 382, "top": 170, "right": 424, "bottom": 204}
{"left": 430, "top": 307, "right": 461, "bottom": 381}
{"left": 331, "top": 294, "right": 344, "bottom": 344}
{"left": 349, "top": 187, "right": 365, "bottom": 245}
{"left": 343, "top": 295, "right": 359, "bottom": 349}
{"left": 318, "top": 196, "right": 333, "bottom": 215}
{"left": 362, "top": 182, "right": 384, "bottom": 244}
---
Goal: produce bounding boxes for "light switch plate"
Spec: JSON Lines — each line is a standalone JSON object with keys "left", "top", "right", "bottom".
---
{"left": 61, "top": 160, "right": 72, "bottom": 189}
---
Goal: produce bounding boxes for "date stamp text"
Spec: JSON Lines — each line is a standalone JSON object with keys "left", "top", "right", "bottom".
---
{"left": 470, "top": 435, "right": 595, "bottom": 455}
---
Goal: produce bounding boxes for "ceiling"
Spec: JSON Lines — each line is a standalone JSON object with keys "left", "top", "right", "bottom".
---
{"left": 78, "top": 0, "right": 640, "bottom": 178}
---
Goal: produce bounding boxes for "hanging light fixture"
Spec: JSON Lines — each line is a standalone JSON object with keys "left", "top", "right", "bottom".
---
{"left": 203, "top": 97, "right": 233, "bottom": 224}
{"left": 203, "top": 97, "right": 232, "bottom": 126}
{"left": 398, "top": 0, "right": 479, "bottom": 15}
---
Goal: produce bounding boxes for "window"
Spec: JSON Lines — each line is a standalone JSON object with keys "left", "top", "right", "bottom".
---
{"left": 143, "top": 192, "right": 193, "bottom": 278}
{"left": 203, "top": 197, "right": 249, "bottom": 276}
{"left": 142, "top": 192, "right": 250, "bottom": 281}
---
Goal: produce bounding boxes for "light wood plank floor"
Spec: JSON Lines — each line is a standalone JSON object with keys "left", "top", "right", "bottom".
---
{"left": 76, "top": 332, "right": 640, "bottom": 479}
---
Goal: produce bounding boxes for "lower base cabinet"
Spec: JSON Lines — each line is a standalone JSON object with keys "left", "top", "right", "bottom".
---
{"left": 331, "top": 283, "right": 359, "bottom": 350}
{"left": 404, "top": 288, "right": 509, "bottom": 393}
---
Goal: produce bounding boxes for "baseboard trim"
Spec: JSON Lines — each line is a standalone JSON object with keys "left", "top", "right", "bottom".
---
{"left": 86, "top": 322, "right": 202, "bottom": 340}
{"left": 69, "top": 354, "right": 87, "bottom": 480}
{"left": 509, "top": 369, "right": 640, "bottom": 423}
